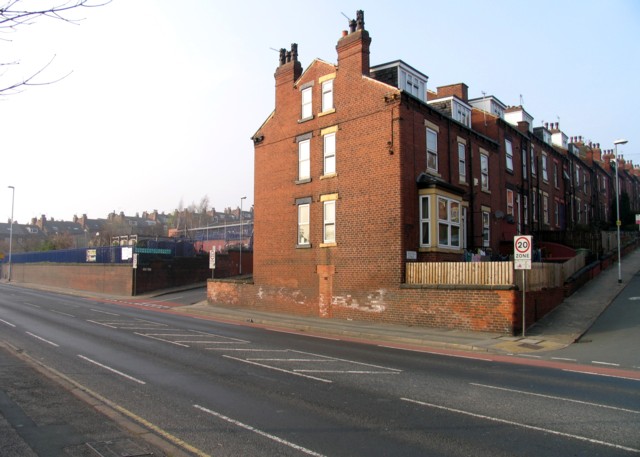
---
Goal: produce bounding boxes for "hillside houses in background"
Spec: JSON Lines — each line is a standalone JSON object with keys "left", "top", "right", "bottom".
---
{"left": 0, "top": 205, "right": 254, "bottom": 256}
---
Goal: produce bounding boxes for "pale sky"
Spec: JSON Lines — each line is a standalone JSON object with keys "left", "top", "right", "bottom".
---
{"left": 2, "top": 0, "right": 639, "bottom": 224}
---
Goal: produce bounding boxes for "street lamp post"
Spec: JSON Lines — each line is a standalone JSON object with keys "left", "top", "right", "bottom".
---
{"left": 239, "top": 196, "right": 246, "bottom": 275}
{"left": 614, "top": 139, "right": 628, "bottom": 284}
{"left": 7, "top": 186, "right": 15, "bottom": 282}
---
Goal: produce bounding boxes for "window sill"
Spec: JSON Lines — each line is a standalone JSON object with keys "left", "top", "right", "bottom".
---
{"left": 319, "top": 242, "right": 337, "bottom": 248}
{"left": 295, "top": 178, "right": 312, "bottom": 185}
{"left": 298, "top": 116, "right": 314, "bottom": 123}
{"left": 296, "top": 243, "right": 312, "bottom": 249}
{"left": 320, "top": 173, "right": 337, "bottom": 180}
{"left": 318, "top": 109, "right": 336, "bottom": 117}
{"left": 481, "top": 189, "right": 491, "bottom": 195}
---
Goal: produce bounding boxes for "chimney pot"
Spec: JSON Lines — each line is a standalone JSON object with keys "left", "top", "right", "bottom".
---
{"left": 342, "top": 30, "right": 348, "bottom": 37}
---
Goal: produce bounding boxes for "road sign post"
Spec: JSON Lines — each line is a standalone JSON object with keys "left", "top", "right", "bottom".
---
{"left": 514, "top": 235, "right": 532, "bottom": 337}
{"left": 209, "top": 250, "right": 216, "bottom": 279}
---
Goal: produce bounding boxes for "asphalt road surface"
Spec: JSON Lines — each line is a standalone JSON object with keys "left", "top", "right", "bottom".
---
{"left": 1, "top": 283, "right": 639, "bottom": 456}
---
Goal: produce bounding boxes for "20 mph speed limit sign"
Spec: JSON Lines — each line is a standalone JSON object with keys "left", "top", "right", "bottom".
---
{"left": 514, "top": 235, "right": 532, "bottom": 270}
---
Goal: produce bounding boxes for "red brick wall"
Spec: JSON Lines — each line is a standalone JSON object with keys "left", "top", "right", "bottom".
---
{"left": 208, "top": 279, "right": 516, "bottom": 333}
{"left": 9, "top": 263, "right": 132, "bottom": 295}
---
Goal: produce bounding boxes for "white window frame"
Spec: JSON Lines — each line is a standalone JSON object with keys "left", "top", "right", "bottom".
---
{"left": 522, "top": 148, "right": 527, "bottom": 179}
{"left": 419, "top": 195, "right": 431, "bottom": 247}
{"left": 543, "top": 194, "right": 549, "bottom": 224}
{"left": 323, "top": 132, "right": 336, "bottom": 175}
{"left": 298, "top": 139, "right": 310, "bottom": 181}
{"left": 505, "top": 139, "right": 513, "bottom": 172}
{"left": 321, "top": 79, "right": 333, "bottom": 112}
{"left": 437, "top": 196, "right": 461, "bottom": 249}
{"left": 323, "top": 200, "right": 336, "bottom": 244}
{"left": 458, "top": 142, "right": 466, "bottom": 183}
{"left": 482, "top": 211, "right": 490, "bottom": 247}
{"left": 298, "top": 203, "right": 310, "bottom": 246}
{"left": 426, "top": 128, "right": 438, "bottom": 172}
{"left": 554, "top": 201, "right": 559, "bottom": 227}
{"left": 530, "top": 146, "right": 537, "bottom": 176}
{"left": 480, "top": 153, "right": 489, "bottom": 191}
{"left": 506, "top": 189, "right": 514, "bottom": 216}
{"left": 301, "top": 86, "right": 312, "bottom": 119}
{"left": 554, "top": 162, "right": 559, "bottom": 188}
{"left": 542, "top": 154, "right": 548, "bottom": 182}
{"left": 523, "top": 195, "right": 528, "bottom": 226}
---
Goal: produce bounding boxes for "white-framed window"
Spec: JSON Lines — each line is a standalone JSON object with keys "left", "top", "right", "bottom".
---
{"left": 583, "top": 176, "right": 588, "bottom": 193}
{"left": 420, "top": 195, "right": 431, "bottom": 247}
{"left": 584, "top": 203, "right": 589, "bottom": 224}
{"left": 576, "top": 197, "right": 581, "bottom": 223}
{"left": 323, "top": 200, "right": 336, "bottom": 244}
{"left": 543, "top": 194, "right": 549, "bottom": 224}
{"left": 298, "top": 203, "right": 310, "bottom": 246}
{"left": 321, "top": 79, "right": 333, "bottom": 112}
{"left": 523, "top": 195, "right": 528, "bottom": 226}
{"left": 530, "top": 146, "right": 537, "bottom": 176}
{"left": 516, "top": 194, "right": 521, "bottom": 233}
{"left": 542, "top": 154, "right": 548, "bottom": 182}
{"left": 532, "top": 190, "right": 537, "bottom": 222}
{"left": 438, "top": 197, "right": 460, "bottom": 249}
{"left": 554, "top": 201, "right": 560, "bottom": 227}
{"left": 458, "top": 142, "right": 466, "bottom": 182}
{"left": 575, "top": 167, "right": 580, "bottom": 187}
{"left": 480, "top": 153, "right": 489, "bottom": 191}
{"left": 505, "top": 139, "right": 513, "bottom": 172}
{"left": 301, "top": 86, "right": 312, "bottom": 119}
{"left": 426, "top": 128, "right": 438, "bottom": 171}
{"left": 482, "top": 211, "right": 490, "bottom": 247}
{"left": 298, "top": 139, "right": 310, "bottom": 181}
{"left": 323, "top": 132, "right": 336, "bottom": 175}
{"left": 554, "top": 162, "right": 559, "bottom": 188}
{"left": 506, "top": 189, "right": 514, "bottom": 216}
{"left": 522, "top": 148, "right": 527, "bottom": 179}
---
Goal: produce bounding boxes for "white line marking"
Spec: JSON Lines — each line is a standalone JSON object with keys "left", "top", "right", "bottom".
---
{"left": 77, "top": 355, "right": 146, "bottom": 385}
{"left": 87, "top": 319, "right": 118, "bottom": 328}
{"left": 292, "top": 350, "right": 402, "bottom": 372}
{"left": 194, "top": 404, "right": 326, "bottom": 457}
{"left": 134, "top": 332, "right": 190, "bottom": 347}
{"left": 551, "top": 357, "right": 577, "bottom": 362}
{"left": 0, "top": 318, "right": 16, "bottom": 327}
{"left": 23, "top": 302, "right": 41, "bottom": 308}
{"left": 378, "top": 345, "right": 493, "bottom": 362}
{"left": 223, "top": 355, "right": 332, "bottom": 383}
{"left": 519, "top": 354, "right": 542, "bottom": 358}
{"left": 592, "top": 361, "right": 620, "bottom": 367}
{"left": 90, "top": 309, "right": 120, "bottom": 316}
{"left": 205, "top": 348, "right": 286, "bottom": 352}
{"left": 50, "top": 310, "right": 75, "bottom": 318}
{"left": 264, "top": 328, "right": 340, "bottom": 340}
{"left": 470, "top": 383, "right": 640, "bottom": 414}
{"left": 248, "top": 358, "right": 334, "bottom": 362}
{"left": 296, "top": 370, "right": 401, "bottom": 375}
{"left": 562, "top": 369, "right": 640, "bottom": 381}
{"left": 26, "top": 332, "right": 59, "bottom": 347}
{"left": 401, "top": 397, "right": 640, "bottom": 453}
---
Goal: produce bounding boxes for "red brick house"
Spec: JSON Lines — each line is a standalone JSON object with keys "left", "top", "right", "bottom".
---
{"left": 206, "top": 10, "right": 638, "bottom": 333}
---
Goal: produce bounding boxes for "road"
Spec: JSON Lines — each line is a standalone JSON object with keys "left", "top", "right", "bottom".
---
{"left": 1, "top": 283, "right": 639, "bottom": 456}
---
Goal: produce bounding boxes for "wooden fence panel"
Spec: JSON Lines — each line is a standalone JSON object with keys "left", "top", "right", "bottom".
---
{"left": 406, "top": 256, "right": 583, "bottom": 291}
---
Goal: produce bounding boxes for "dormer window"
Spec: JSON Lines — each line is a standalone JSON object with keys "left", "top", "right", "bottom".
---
{"left": 453, "top": 99, "right": 471, "bottom": 128}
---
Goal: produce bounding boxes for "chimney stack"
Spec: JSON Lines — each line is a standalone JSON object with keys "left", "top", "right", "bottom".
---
{"left": 336, "top": 10, "right": 371, "bottom": 76}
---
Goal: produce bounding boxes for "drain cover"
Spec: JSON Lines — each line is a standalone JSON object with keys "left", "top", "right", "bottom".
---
{"left": 86, "top": 439, "right": 153, "bottom": 456}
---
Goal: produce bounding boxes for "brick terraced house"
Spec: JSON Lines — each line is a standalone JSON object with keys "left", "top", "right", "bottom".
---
{"left": 207, "top": 10, "right": 640, "bottom": 333}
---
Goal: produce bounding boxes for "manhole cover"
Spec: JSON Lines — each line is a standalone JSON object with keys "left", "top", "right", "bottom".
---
{"left": 86, "top": 439, "right": 153, "bottom": 457}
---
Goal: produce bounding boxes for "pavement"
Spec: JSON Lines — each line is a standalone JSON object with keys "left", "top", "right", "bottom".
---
{"left": 2, "top": 249, "right": 640, "bottom": 456}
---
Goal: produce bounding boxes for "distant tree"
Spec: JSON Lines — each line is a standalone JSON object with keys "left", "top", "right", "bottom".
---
{"left": 1, "top": 0, "right": 109, "bottom": 94}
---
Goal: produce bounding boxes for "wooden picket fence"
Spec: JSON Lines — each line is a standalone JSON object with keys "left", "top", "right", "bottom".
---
{"left": 405, "top": 253, "right": 586, "bottom": 291}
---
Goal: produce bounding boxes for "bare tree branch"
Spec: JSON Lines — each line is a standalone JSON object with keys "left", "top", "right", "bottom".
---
{"left": 0, "top": 0, "right": 110, "bottom": 94}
